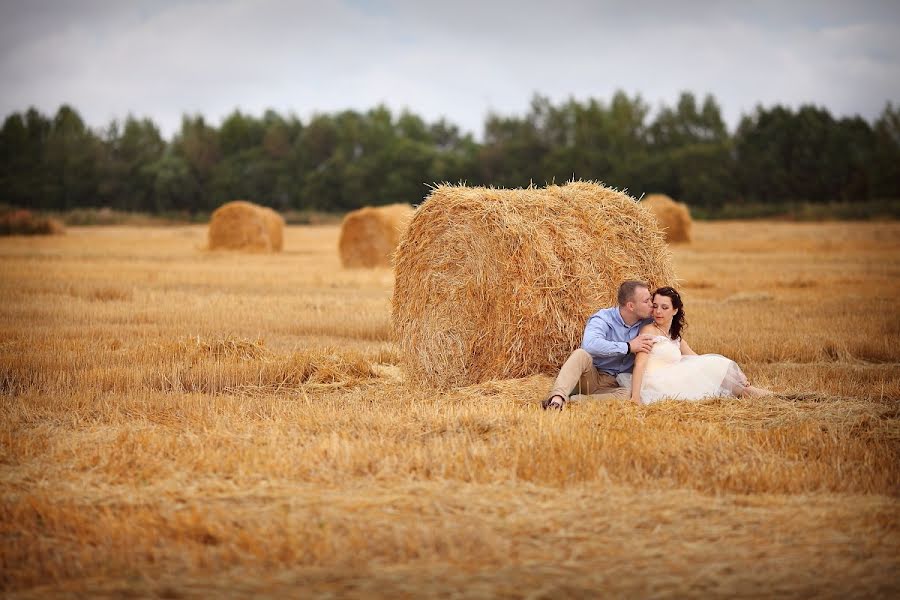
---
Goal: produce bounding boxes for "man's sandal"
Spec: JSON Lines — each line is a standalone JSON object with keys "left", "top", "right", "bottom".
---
{"left": 541, "top": 394, "right": 567, "bottom": 410}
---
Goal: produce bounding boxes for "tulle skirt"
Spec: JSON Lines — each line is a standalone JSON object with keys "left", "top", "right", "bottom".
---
{"left": 623, "top": 354, "right": 749, "bottom": 405}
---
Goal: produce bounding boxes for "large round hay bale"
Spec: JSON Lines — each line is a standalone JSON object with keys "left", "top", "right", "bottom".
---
{"left": 208, "top": 200, "right": 282, "bottom": 252}
{"left": 392, "top": 181, "right": 677, "bottom": 388}
{"left": 338, "top": 203, "right": 414, "bottom": 268}
{"left": 641, "top": 194, "right": 692, "bottom": 243}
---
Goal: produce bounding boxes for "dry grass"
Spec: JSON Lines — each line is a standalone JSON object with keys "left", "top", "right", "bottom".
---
{"left": 1, "top": 219, "right": 899, "bottom": 598}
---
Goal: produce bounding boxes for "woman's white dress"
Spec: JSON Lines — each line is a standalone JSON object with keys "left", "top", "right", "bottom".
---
{"left": 618, "top": 335, "right": 749, "bottom": 405}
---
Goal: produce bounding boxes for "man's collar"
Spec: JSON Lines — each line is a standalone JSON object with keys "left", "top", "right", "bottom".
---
{"left": 616, "top": 306, "right": 646, "bottom": 328}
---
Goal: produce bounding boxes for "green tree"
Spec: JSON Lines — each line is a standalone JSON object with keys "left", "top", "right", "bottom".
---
{"left": 871, "top": 102, "right": 900, "bottom": 199}
{"left": 261, "top": 111, "right": 302, "bottom": 209}
{"left": 145, "top": 151, "right": 195, "bottom": 213}
{"left": 0, "top": 113, "right": 34, "bottom": 206}
{"left": 171, "top": 115, "right": 220, "bottom": 212}
{"left": 98, "top": 116, "right": 166, "bottom": 212}
{"left": 43, "top": 105, "right": 102, "bottom": 210}
{"left": 480, "top": 98, "right": 548, "bottom": 187}
{"left": 735, "top": 104, "right": 876, "bottom": 204}
{"left": 429, "top": 118, "right": 479, "bottom": 185}
{"left": 645, "top": 93, "right": 733, "bottom": 207}
{"left": 218, "top": 110, "right": 265, "bottom": 157}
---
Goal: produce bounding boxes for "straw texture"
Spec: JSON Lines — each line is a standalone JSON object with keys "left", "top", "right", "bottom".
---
{"left": 642, "top": 194, "right": 692, "bottom": 243}
{"left": 207, "top": 200, "right": 283, "bottom": 252}
{"left": 338, "top": 203, "right": 414, "bottom": 268}
{"left": 392, "top": 181, "right": 677, "bottom": 388}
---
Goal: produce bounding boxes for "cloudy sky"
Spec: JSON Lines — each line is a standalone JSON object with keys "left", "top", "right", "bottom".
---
{"left": 2, "top": 0, "right": 899, "bottom": 139}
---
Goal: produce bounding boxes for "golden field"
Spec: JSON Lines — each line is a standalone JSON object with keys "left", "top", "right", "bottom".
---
{"left": 1, "top": 220, "right": 898, "bottom": 598}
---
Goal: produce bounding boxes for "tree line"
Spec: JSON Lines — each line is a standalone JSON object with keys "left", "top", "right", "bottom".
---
{"left": 1, "top": 91, "right": 898, "bottom": 215}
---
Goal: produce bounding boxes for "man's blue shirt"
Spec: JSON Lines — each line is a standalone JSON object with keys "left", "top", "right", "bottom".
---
{"left": 581, "top": 306, "right": 652, "bottom": 376}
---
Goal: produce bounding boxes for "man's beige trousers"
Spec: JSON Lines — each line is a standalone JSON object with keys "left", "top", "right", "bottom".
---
{"left": 547, "top": 348, "right": 629, "bottom": 401}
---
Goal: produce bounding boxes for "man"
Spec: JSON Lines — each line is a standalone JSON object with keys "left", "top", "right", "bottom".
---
{"left": 541, "top": 280, "right": 657, "bottom": 410}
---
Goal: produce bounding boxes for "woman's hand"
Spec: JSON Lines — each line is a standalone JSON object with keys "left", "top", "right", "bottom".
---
{"left": 630, "top": 394, "right": 642, "bottom": 405}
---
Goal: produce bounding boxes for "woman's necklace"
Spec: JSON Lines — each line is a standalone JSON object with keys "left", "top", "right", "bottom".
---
{"left": 655, "top": 323, "right": 672, "bottom": 339}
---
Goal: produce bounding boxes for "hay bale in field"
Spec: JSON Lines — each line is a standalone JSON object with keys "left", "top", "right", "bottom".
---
{"left": 259, "top": 206, "right": 285, "bottom": 251}
{"left": 0, "top": 208, "right": 65, "bottom": 236}
{"left": 392, "top": 181, "right": 677, "bottom": 388}
{"left": 46, "top": 217, "right": 66, "bottom": 235}
{"left": 641, "top": 194, "right": 692, "bottom": 243}
{"left": 208, "top": 200, "right": 283, "bottom": 252}
{"left": 338, "top": 203, "right": 414, "bottom": 268}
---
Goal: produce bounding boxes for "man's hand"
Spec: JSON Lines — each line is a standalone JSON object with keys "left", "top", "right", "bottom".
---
{"left": 628, "top": 334, "right": 657, "bottom": 354}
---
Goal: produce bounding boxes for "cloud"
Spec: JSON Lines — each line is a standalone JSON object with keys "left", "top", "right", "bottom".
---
{"left": 1, "top": 0, "right": 898, "bottom": 139}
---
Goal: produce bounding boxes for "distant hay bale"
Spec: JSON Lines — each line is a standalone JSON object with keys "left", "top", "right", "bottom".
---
{"left": 338, "top": 203, "right": 415, "bottom": 268}
{"left": 392, "top": 182, "right": 677, "bottom": 388}
{"left": 259, "top": 206, "right": 285, "bottom": 251}
{"left": 642, "top": 194, "right": 692, "bottom": 243}
{"left": 208, "top": 200, "right": 283, "bottom": 252}
{"left": 46, "top": 218, "right": 66, "bottom": 235}
{"left": 0, "top": 208, "right": 65, "bottom": 236}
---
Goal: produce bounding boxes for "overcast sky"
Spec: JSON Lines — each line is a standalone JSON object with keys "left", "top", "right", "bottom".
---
{"left": 2, "top": 0, "right": 899, "bottom": 139}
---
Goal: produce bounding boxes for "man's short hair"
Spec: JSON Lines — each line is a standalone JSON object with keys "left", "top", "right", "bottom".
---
{"left": 618, "top": 280, "right": 649, "bottom": 306}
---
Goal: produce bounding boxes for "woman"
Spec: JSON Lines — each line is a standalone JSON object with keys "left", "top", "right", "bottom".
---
{"left": 627, "top": 286, "right": 772, "bottom": 405}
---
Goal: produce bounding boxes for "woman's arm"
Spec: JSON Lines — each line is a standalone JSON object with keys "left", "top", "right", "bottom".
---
{"left": 630, "top": 351, "right": 649, "bottom": 404}
{"left": 680, "top": 338, "right": 697, "bottom": 356}
{"left": 630, "top": 324, "right": 656, "bottom": 404}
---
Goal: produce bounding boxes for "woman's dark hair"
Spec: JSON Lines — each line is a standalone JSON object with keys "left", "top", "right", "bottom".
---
{"left": 652, "top": 286, "right": 686, "bottom": 340}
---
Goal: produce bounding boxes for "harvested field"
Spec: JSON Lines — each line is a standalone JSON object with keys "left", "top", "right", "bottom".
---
{"left": 1, "top": 220, "right": 898, "bottom": 598}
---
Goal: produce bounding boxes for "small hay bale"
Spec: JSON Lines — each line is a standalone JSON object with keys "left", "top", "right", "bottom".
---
{"left": 641, "top": 194, "right": 692, "bottom": 243}
{"left": 259, "top": 206, "right": 285, "bottom": 251}
{"left": 46, "top": 217, "right": 66, "bottom": 235}
{"left": 208, "top": 200, "right": 282, "bottom": 252}
{"left": 338, "top": 203, "right": 414, "bottom": 268}
{"left": 0, "top": 209, "right": 65, "bottom": 236}
{"left": 392, "top": 181, "right": 677, "bottom": 388}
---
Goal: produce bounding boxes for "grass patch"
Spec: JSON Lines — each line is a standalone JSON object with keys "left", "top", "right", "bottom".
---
{"left": 694, "top": 199, "right": 900, "bottom": 220}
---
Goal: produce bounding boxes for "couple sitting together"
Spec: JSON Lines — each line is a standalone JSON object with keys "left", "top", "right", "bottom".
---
{"left": 542, "top": 280, "right": 772, "bottom": 410}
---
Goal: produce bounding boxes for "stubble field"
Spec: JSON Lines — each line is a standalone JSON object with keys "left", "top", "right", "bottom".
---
{"left": 1, "top": 220, "right": 899, "bottom": 598}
